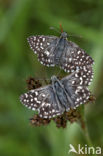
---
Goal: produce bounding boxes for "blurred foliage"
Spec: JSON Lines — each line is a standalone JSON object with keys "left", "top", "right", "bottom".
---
{"left": 0, "top": 0, "right": 103, "bottom": 156}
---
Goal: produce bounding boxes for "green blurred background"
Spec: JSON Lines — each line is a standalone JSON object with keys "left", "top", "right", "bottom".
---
{"left": 0, "top": 0, "right": 103, "bottom": 156}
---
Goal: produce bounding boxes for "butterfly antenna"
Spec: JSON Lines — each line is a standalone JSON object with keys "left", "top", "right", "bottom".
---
{"left": 59, "top": 23, "right": 63, "bottom": 32}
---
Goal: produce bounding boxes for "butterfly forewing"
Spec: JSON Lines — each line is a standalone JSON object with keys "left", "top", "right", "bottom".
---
{"left": 27, "top": 35, "right": 59, "bottom": 66}
{"left": 20, "top": 87, "right": 47, "bottom": 110}
{"left": 20, "top": 85, "right": 64, "bottom": 118}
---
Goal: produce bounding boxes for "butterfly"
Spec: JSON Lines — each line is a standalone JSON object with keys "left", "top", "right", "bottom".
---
{"left": 20, "top": 70, "right": 91, "bottom": 119}
{"left": 27, "top": 31, "right": 94, "bottom": 73}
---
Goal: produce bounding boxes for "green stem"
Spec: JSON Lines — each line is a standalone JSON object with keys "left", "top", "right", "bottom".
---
{"left": 82, "top": 108, "right": 97, "bottom": 156}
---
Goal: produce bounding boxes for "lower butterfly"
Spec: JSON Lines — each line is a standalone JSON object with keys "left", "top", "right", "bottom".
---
{"left": 20, "top": 70, "right": 91, "bottom": 119}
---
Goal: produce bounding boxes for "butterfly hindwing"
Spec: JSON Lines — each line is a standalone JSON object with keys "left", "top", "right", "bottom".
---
{"left": 61, "top": 71, "right": 91, "bottom": 109}
{"left": 60, "top": 40, "right": 94, "bottom": 73}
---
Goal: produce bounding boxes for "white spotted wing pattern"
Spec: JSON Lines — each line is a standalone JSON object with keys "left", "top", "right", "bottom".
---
{"left": 60, "top": 41, "right": 94, "bottom": 73}
{"left": 27, "top": 35, "right": 59, "bottom": 67}
{"left": 20, "top": 85, "right": 64, "bottom": 118}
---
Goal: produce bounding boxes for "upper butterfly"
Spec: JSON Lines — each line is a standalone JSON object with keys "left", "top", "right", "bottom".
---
{"left": 27, "top": 31, "right": 94, "bottom": 73}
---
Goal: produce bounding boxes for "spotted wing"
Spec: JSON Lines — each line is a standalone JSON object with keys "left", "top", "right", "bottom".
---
{"left": 61, "top": 72, "right": 91, "bottom": 110}
{"left": 20, "top": 85, "right": 64, "bottom": 119}
{"left": 60, "top": 40, "right": 94, "bottom": 73}
{"left": 62, "top": 67, "right": 93, "bottom": 87}
{"left": 27, "top": 35, "right": 59, "bottom": 66}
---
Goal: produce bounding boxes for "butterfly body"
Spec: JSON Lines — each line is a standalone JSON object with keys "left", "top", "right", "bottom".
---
{"left": 54, "top": 37, "right": 67, "bottom": 65}
{"left": 53, "top": 32, "right": 68, "bottom": 64}
{"left": 52, "top": 76, "right": 74, "bottom": 111}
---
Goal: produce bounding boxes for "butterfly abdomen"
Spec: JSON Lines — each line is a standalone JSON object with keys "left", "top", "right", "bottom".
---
{"left": 53, "top": 79, "right": 71, "bottom": 110}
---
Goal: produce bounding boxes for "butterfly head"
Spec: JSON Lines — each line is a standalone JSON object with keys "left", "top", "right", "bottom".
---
{"left": 51, "top": 75, "right": 58, "bottom": 82}
{"left": 61, "top": 32, "right": 68, "bottom": 39}
{"left": 51, "top": 75, "right": 62, "bottom": 93}
{"left": 51, "top": 75, "right": 62, "bottom": 88}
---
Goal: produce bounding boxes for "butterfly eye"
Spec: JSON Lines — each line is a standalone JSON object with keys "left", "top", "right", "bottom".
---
{"left": 61, "top": 32, "right": 68, "bottom": 38}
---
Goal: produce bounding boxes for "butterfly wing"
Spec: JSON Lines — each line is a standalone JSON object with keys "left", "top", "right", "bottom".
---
{"left": 20, "top": 85, "right": 64, "bottom": 118}
{"left": 27, "top": 35, "right": 59, "bottom": 66}
{"left": 61, "top": 71, "right": 91, "bottom": 109}
{"left": 60, "top": 40, "right": 94, "bottom": 73}
{"left": 62, "top": 67, "right": 93, "bottom": 87}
